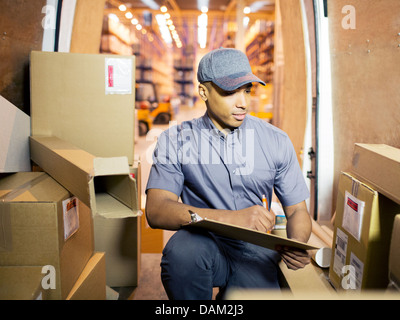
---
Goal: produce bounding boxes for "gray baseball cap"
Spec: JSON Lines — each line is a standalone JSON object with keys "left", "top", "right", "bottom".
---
{"left": 197, "top": 47, "right": 266, "bottom": 91}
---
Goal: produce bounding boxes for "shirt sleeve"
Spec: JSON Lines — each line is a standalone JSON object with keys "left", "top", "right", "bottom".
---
{"left": 145, "top": 128, "right": 184, "bottom": 197}
{"left": 273, "top": 135, "right": 310, "bottom": 207}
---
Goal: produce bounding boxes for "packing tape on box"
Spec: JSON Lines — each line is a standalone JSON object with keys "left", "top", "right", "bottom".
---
{"left": 0, "top": 174, "right": 48, "bottom": 252}
{"left": 351, "top": 178, "right": 360, "bottom": 197}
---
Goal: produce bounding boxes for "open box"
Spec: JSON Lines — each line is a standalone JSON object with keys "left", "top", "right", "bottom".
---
{"left": 29, "top": 136, "right": 140, "bottom": 218}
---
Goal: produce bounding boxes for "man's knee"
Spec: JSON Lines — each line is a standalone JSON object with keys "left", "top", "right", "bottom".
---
{"left": 161, "top": 230, "right": 217, "bottom": 274}
{"left": 160, "top": 230, "right": 219, "bottom": 299}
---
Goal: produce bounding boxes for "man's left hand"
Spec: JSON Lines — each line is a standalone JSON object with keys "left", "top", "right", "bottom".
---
{"left": 276, "top": 246, "right": 310, "bottom": 270}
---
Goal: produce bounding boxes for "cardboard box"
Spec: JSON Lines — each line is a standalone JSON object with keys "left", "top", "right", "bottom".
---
{"left": 30, "top": 51, "right": 135, "bottom": 165}
{"left": 94, "top": 215, "right": 140, "bottom": 287}
{"left": 66, "top": 252, "right": 106, "bottom": 300}
{"left": 30, "top": 136, "right": 140, "bottom": 218}
{"left": 92, "top": 157, "right": 141, "bottom": 287}
{"left": 0, "top": 95, "right": 30, "bottom": 173}
{"left": 0, "top": 172, "right": 94, "bottom": 299}
{"left": 351, "top": 143, "right": 400, "bottom": 204}
{"left": 388, "top": 215, "right": 400, "bottom": 290}
{"left": 329, "top": 172, "right": 400, "bottom": 290}
{"left": 0, "top": 266, "right": 47, "bottom": 300}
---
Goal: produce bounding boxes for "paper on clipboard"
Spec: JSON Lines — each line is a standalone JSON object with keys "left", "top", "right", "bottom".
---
{"left": 182, "top": 215, "right": 318, "bottom": 251}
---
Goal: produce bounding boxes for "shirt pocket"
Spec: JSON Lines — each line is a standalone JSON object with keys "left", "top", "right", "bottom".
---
{"left": 240, "top": 167, "right": 276, "bottom": 200}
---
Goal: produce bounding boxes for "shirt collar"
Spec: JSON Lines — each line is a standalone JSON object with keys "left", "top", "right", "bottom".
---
{"left": 201, "top": 112, "right": 247, "bottom": 140}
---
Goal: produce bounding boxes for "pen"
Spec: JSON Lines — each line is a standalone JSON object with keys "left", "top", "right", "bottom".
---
{"left": 262, "top": 194, "right": 272, "bottom": 234}
{"left": 262, "top": 194, "right": 268, "bottom": 209}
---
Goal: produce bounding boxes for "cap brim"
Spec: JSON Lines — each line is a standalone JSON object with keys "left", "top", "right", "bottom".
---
{"left": 214, "top": 73, "right": 266, "bottom": 91}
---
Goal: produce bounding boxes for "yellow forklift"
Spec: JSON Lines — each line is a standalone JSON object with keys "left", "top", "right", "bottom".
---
{"left": 136, "top": 81, "right": 174, "bottom": 136}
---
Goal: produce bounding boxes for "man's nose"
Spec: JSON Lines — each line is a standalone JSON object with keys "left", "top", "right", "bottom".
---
{"left": 236, "top": 91, "right": 247, "bottom": 108}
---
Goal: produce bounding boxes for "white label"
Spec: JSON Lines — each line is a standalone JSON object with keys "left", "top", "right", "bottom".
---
{"left": 333, "top": 228, "right": 348, "bottom": 277}
{"left": 342, "top": 191, "right": 365, "bottom": 241}
{"left": 105, "top": 58, "right": 132, "bottom": 95}
{"left": 350, "top": 252, "right": 364, "bottom": 290}
{"left": 62, "top": 197, "right": 79, "bottom": 240}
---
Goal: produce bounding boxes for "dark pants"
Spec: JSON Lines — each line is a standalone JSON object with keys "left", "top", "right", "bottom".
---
{"left": 160, "top": 229, "right": 281, "bottom": 300}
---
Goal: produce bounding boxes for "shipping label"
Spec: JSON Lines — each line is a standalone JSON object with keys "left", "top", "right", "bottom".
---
{"left": 350, "top": 252, "right": 364, "bottom": 290}
{"left": 342, "top": 191, "right": 365, "bottom": 241}
{"left": 62, "top": 197, "right": 79, "bottom": 240}
{"left": 333, "top": 227, "right": 348, "bottom": 277}
{"left": 105, "top": 58, "right": 132, "bottom": 95}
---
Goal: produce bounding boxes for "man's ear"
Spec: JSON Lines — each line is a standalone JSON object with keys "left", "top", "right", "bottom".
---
{"left": 198, "top": 83, "right": 208, "bottom": 101}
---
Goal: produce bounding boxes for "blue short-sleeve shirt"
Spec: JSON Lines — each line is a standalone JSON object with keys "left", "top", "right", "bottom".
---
{"left": 145, "top": 113, "right": 309, "bottom": 211}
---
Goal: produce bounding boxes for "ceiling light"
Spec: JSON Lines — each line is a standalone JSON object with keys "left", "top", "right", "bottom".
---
{"left": 108, "top": 13, "right": 119, "bottom": 22}
{"left": 136, "top": 24, "right": 142, "bottom": 30}
{"left": 160, "top": 5, "right": 168, "bottom": 12}
{"left": 164, "top": 13, "right": 170, "bottom": 19}
{"left": 198, "top": 13, "right": 208, "bottom": 28}
{"left": 131, "top": 18, "right": 138, "bottom": 25}
{"left": 197, "top": 13, "right": 208, "bottom": 49}
{"left": 197, "top": 0, "right": 209, "bottom": 13}
{"left": 141, "top": 0, "right": 160, "bottom": 10}
{"left": 118, "top": 4, "right": 127, "bottom": 11}
{"left": 155, "top": 14, "right": 172, "bottom": 44}
{"left": 249, "top": 0, "right": 271, "bottom": 12}
{"left": 125, "top": 12, "right": 133, "bottom": 19}
{"left": 243, "top": 6, "right": 251, "bottom": 14}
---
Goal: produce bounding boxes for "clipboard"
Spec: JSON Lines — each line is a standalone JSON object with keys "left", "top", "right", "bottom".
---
{"left": 182, "top": 215, "right": 318, "bottom": 251}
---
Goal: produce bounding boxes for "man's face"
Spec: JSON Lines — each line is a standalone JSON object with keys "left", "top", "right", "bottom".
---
{"left": 199, "top": 82, "right": 252, "bottom": 132}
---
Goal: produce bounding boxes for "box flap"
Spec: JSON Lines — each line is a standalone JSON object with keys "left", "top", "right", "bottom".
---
{"left": 29, "top": 136, "right": 139, "bottom": 217}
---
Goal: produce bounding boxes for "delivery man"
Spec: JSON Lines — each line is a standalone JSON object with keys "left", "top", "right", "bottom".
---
{"left": 145, "top": 47, "right": 312, "bottom": 300}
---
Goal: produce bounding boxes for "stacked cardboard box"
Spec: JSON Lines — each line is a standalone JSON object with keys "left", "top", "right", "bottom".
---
{"left": 66, "top": 252, "right": 106, "bottom": 300}
{"left": 0, "top": 266, "right": 47, "bottom": 300}
{"left": 0, "top": 172, "right": 99, "bottom": 299}
{"left": 30, "top": 51, "right": 136, "bottom": 165}
{"left": 329, "top": 144, "right": 400, "bottom": 291}
{"left": 0, "top": 50, "right": 141, "bottom": 299}
{"left": 28, "top": 51, "right": 141, "bottom": 289}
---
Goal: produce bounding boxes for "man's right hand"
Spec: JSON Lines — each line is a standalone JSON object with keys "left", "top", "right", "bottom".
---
{"left": 231, "top": 205, "right": 275, "bottom": 233}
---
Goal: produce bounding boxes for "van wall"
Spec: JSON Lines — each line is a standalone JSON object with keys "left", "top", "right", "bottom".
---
{"left": 328, "top": 0, "right": 400, "bottom": 212}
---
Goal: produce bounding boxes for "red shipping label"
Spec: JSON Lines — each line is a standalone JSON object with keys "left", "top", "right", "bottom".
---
{"left": 108, "top": 65, "right": 114, "bottom": 87}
